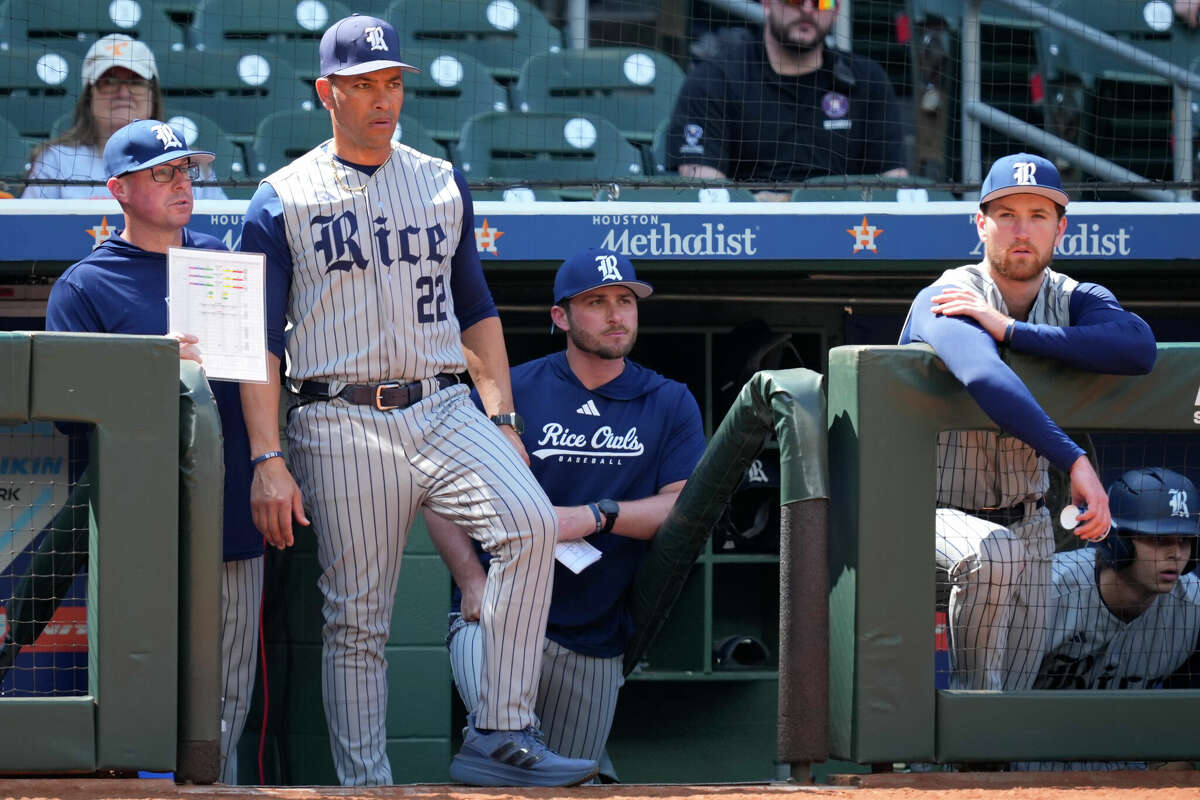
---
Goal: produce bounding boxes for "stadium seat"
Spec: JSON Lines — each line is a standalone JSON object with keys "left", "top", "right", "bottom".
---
{"left": 0, "top": 114, "right": 37, "bottom": 193}
{"left": 649, "top": 116, "right": 670, "bottom": 174}
{"left": 470, "top": 186, "right": 543, "bottom": 201}
{"left": 250, "top": 109, "right": 444, "bottom": 176}
{"left": 157, "top": 47, "right": 313, "bottom": 136}
{"left": 453, "top": 110, "right": 643, "bottom": 183}
{"left": 0, "top": 0, "right": 186, "bottom": 54}
{"left": 385, "top": 0, "right": 563, "bottom": 81}
{"left": 396, "top": 44, "right": 510, "bottom": 143}
{"left": 164, "top": 109, "right": 252, "bottom": 197}
{"left": 790, "top": 174, "right": 957, "bottom": 202}
{"left": 511, "top": 47, "right": 686, "bottom": 145}
{"left": 591, "top": 184, "right": 759, "bottom": 203}
{"left": 187, "top": 0, "right": 354, "bottom": 71}
{"left": 0, "top": 44, "right": 80, "bottom": 139}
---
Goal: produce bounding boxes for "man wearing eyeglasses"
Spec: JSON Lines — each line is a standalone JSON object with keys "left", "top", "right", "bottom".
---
{"left": 665, "top": 0, "right": 908, "bottom": 199}
{"left": 14, "top": 118, "right": 264, "bottom": 784}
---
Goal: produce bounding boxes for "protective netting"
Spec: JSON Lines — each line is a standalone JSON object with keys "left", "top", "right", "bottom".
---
{"left": 1, "top": 0, "right": 1199, "bottom": 200}
{"left": 934, "top": 431, "right": 1200, "bottom": 697}
{"left": 0, "top": 422, "right": 89, "bottom": 697}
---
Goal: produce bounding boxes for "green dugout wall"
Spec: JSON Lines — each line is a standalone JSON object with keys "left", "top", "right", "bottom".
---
{"left": 827, "top": 343, "right": 1200, "bottom": 764}
{"left": 0, "top": 333, "right": 193, "bottom": 773}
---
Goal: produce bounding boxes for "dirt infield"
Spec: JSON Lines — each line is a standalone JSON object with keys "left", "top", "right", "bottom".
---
{"left": 4, "top": 774, "right": 1200, "bottom": 800}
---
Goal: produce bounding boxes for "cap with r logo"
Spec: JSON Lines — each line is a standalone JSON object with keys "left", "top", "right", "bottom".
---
{"left": 979, "top": 152, "right": 1069, "bottom": 208}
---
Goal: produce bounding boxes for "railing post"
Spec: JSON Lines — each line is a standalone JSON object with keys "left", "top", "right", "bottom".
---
{"left": 962, "top": 0, "right": 983, "bottom": 184}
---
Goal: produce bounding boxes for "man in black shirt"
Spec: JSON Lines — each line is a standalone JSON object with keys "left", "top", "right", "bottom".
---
{"left": 666, "top": 0, "right": 908, "bottom": 200}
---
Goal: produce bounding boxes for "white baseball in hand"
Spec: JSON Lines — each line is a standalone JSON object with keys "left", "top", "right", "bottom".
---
{"left": 1060, "top": 504, "right": 1081, "bottom": 530}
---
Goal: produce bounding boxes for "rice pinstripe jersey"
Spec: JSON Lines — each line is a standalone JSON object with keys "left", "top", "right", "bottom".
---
{"left": 263, "top": 140, "right": 469, "bottom": 383}
{"left": 1034, "top": 548, "right": 1200, "bottom": 690}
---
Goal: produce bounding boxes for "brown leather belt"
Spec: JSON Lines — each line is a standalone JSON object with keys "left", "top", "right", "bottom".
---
{"left": 296, "top": 373, "right": 462, "bottom": 411}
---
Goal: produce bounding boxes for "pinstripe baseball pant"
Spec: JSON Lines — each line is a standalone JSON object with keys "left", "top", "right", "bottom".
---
{"left": 937, "top": 507, "right": 1053, "bottom": 691}
{"left": 287, "top": 384, "right": 557, "bottom": 786}
{"left": 447, "top": 615, "right": 624, "bottom": 765}
{"left": 219, "top": 555, "right": 264, "bottom": 784}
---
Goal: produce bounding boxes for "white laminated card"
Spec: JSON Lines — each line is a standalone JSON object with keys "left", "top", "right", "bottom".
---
{"left": 168, "top": 246, "right": 268, "bottom": 383}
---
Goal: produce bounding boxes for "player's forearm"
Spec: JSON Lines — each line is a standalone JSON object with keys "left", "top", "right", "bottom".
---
{"left": 561, "top": 482, "right": 687, "bottom": 541}
{"left": 241, "top": 353, "right": 285, "bottom": 457}
{"left": 460, "top": 316, "right": 515, "bottom": 416}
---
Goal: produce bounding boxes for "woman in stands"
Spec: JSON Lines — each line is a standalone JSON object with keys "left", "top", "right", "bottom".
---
{"left": 22, "top": 34, "right": 226, "bottom": 200}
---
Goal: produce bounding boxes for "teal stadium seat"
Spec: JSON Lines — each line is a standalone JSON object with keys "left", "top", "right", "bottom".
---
{"left": 157, "top": 47, "right": 312, "bottom": 136}
{"left": 396, "top": 44, "right": 510, "bottom": 143}
{"left": 0, "top": 115, "right": 38, "bottom": 193}
{"left": 187, "top": 0, "right": 354, "bottom": 73}
{"left": 589, "top": 183, "right": 759, "bottom": 202}
{"left": 790, "top": 174, "right": 957, "bottom": 202}
{"left": 250, "top": 109, "right": 443, "bottom": 176}
{"left": 470, "top": 186, "right": 544, "bottom": 201}
{"left": 0, "top": 0, "right": 185, "bottom": 55}
{"left": 385, "top": 0, "right": 563, "bottom": 81}
{"left": 512, "top": 47, "right": 686, "bottom": 146}
{"left": 453, "top": 110, "right": 643, "bottom": 184}
{"left": 0, "top": 45, "right": 80, "bottom": 138}
{"left": 165, "top": 110, "right": 251, "bottom": 197}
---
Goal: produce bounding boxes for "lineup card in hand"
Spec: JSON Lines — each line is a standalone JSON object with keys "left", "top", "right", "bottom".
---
{"left": 167, "top": 246, "right": 268, "bottom": 383}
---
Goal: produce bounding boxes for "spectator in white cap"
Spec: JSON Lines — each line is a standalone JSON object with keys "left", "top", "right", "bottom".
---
{"left": 23, "top": 34, "right": 225, "bottom": 199}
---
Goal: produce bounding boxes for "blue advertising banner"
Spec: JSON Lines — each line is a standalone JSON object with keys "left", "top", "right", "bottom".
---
{"left": 1, "top": 200, "right": 1191, "bottom": 264}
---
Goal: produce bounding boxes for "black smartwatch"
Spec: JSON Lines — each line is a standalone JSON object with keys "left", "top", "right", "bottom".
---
{"left": 489, "top": 412, "right": 525, "bottom": 435}
{"left": 596, "top": 498, "right": 619, "bottom": 534}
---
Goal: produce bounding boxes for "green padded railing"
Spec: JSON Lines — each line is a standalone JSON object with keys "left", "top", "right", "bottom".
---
{"left": 827, "top": 343, "right": 1200, "bottom": 764}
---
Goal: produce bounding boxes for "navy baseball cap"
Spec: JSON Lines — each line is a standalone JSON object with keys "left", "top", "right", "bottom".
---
{"left": 103, "top": 119, "right": 215, "bottom": 179}
{"left": 320, "top": 15, "right": 417, "bottom": 78}
{"left": 553, "top": 248, "right": 653, "bottom": 305}
{"left": 980, "top": 152, "right": 1069, "bottom": 208}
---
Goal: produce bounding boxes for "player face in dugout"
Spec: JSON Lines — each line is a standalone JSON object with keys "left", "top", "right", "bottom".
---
{"left": 91, "top": 66, "right": 154, "bottom": 142}
{"left": 764, "top": 0, "right": 837, "bottom": 56}
{"left": 316, "top": 67, "right": 407, "bottom": 165}
{"left": 553, "top": 285, "right": 639, "bottom": 361}
{"left": 976, "top": 193, "right": 1068, "bottom": 284}
{"left": 107, "top": 155, "right": 197, "bottom": 235}
{"left": 1122, "top": 535, "right": 1193, "bottom": 595}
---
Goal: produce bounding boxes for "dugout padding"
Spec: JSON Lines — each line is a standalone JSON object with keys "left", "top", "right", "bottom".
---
{"left": 827, "top": 343, "right": 1200, "bottom": 764}
{"left": 0, "top": 333, "right": 180, "bottom": 772}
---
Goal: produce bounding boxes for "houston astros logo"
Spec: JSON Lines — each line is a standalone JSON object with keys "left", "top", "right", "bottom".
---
{"left": 1012, "top": 161, "right": 1038, "bottom": 185}
{"left": 1170, "top": 488, "right": 1190, "bottom": 518}
{"left": 152, "top": 123, "right": 183, "bottom": 150}
{"left": 365, "top": 26, "right": 389, "bottom": 51}
{"left": 847, "top": 216, "right": 884, "bottom": 253}
{"left": 596, "top": 254, "right": 622, "bottom": 281}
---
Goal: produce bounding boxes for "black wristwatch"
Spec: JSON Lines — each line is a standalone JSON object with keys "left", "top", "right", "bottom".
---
{"left": 489, "top": 412, "right": 524, "bottom": 435}
{"left": 596, "top": 498, "right": 619, "bottom": 534}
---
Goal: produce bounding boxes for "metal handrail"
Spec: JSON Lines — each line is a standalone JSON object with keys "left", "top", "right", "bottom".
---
{"left": 962, "top": 0, "right": 1195, "bottom": 200}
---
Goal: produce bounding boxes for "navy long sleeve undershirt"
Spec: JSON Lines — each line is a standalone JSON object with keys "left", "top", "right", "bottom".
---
{"left": 900, "top": 281, "right": 1156, "bottom": 472}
